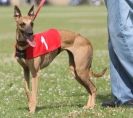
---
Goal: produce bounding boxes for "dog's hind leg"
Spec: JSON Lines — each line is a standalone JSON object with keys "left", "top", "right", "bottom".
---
{"left": 67, "top": 47, "right": 96, "bottom": 109}
{"left": 75, "top": 69, "right": 96, "bottom": 109}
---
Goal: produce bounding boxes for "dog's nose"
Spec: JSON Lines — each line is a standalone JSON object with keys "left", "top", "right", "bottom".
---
{"left": 28, "top": 32, "right": 33, "bottom": 35}
{"left": 26, "top": 32, "right": 33, "bottom": 36}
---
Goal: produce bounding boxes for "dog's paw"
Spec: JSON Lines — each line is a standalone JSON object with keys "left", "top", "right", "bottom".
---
{"left": 83, "top": 105, "right": 95, "bottom": 109}
{"left": 29, "top": 104, "right": 36, "bottom": 113}
{"left": 28, "top": 101, "right": 36, "bottom": 113}
{"left": 29, "top": 108, "right": 36, "bottom": 114}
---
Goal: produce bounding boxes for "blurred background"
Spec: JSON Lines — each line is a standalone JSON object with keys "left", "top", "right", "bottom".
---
{"left": 0, "top": 0, "right": 105, "bottom": 6}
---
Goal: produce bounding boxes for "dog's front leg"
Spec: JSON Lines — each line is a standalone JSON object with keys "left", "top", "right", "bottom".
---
{"left": 23, "top": 67, "right": 30, "bottom": 102}
{"left": 29, "top": 73, "right": 39, "bottom": 113}
{"left": 27, "top": 58, "right": 41, "bottom": 113}
{"left": 17, "top": 59, "right": 31, "bottom": 103}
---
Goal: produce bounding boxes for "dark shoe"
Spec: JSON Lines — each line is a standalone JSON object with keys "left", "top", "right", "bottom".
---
{"left": 123, "top": 100, "right": 133, "bottom": 107}
{"left": 102, "top": 99, "right": 121, "bottom": 107}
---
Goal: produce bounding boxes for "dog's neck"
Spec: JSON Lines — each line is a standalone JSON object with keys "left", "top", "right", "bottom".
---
{"left": 16, "top": 28, "right": 29, "bottom": 50}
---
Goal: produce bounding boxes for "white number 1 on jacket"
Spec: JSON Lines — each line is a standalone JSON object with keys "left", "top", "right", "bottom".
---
{"left": 41, "top": 36, "right": 48, "bottom": 50}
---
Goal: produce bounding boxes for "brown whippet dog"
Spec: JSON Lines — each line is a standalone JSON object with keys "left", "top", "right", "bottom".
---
{"left": 14, "top": 5, "right": 106, "bottom": 113}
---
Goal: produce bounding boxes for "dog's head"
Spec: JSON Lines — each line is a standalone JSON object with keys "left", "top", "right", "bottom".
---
{"left": 14, "top": 5, "right": 35, "bottom": 47}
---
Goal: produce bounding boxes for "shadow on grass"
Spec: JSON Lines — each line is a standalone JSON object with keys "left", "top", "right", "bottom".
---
{"left": 97, "top": 93, "right": 112, "bottom": 102}
{"left": 17, "top": 107, "right": 29, "bottom": 111}
{"left": 17, "top": 102, "right": 83, "bottom": 112}
{"left": 67, "top": 92, "right": 112, "bottom": 103}
{"left": 36, "top": 103, "right": 83, "bottom": 112}
{"left": 17, "top": 93, "right": 112, "bottom": 112}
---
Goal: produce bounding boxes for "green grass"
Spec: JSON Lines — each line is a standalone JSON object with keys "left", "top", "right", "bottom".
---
{"left": 0, "top": 5, "right": 133, "bottom": 118}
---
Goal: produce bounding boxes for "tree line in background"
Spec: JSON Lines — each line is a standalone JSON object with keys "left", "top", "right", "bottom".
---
{"left": 0, "top": 0, "right": 105, "bottom": 6}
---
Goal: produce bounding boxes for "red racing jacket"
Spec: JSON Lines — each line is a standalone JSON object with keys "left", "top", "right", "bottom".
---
{"left": 26, "top": 29, "right": 61, "bottom": 59}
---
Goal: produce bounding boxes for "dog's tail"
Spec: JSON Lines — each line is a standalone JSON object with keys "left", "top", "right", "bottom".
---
{"left": 89, "top": 68, "right": 107, "bottom": 78}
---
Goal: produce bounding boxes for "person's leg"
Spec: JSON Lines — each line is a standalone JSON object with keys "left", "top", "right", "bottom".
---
{"left": 109, "top": 38, "right": 133, "bottom": 102}
{"left": 103, "top": 0, "right": 133, "bottom": 107}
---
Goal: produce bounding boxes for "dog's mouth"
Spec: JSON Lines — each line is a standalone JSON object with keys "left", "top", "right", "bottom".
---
{"left": 26, "top": 38, "right": 36, "bottom": 47}
{"left": 23, "top": 32, "right": 36, "bottom": 47}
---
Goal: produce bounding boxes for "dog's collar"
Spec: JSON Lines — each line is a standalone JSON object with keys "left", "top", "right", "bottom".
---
{"left": 16, "top": 39, "right": 30, "bottom": 50}
{"left": 15, "top": 46, "right": 26, "bottom": 59}
{"left": 15, "top": 43, "right": 29, "bottom": 59}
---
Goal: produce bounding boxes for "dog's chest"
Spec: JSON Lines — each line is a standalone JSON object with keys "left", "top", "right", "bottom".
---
{"left": 26, "top": 29, "right": 61, "bottom": 59}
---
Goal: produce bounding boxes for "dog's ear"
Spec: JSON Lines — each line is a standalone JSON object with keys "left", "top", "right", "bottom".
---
{"left": 28, "top": 5, "right": 34, "bottom": 17}
{"left": 14, "top": 5, "right": 22, "bottom": 20}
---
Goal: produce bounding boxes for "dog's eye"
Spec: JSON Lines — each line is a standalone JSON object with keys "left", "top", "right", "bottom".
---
{"left": 20, "top": 22, "right": 26, "bottom": 27}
